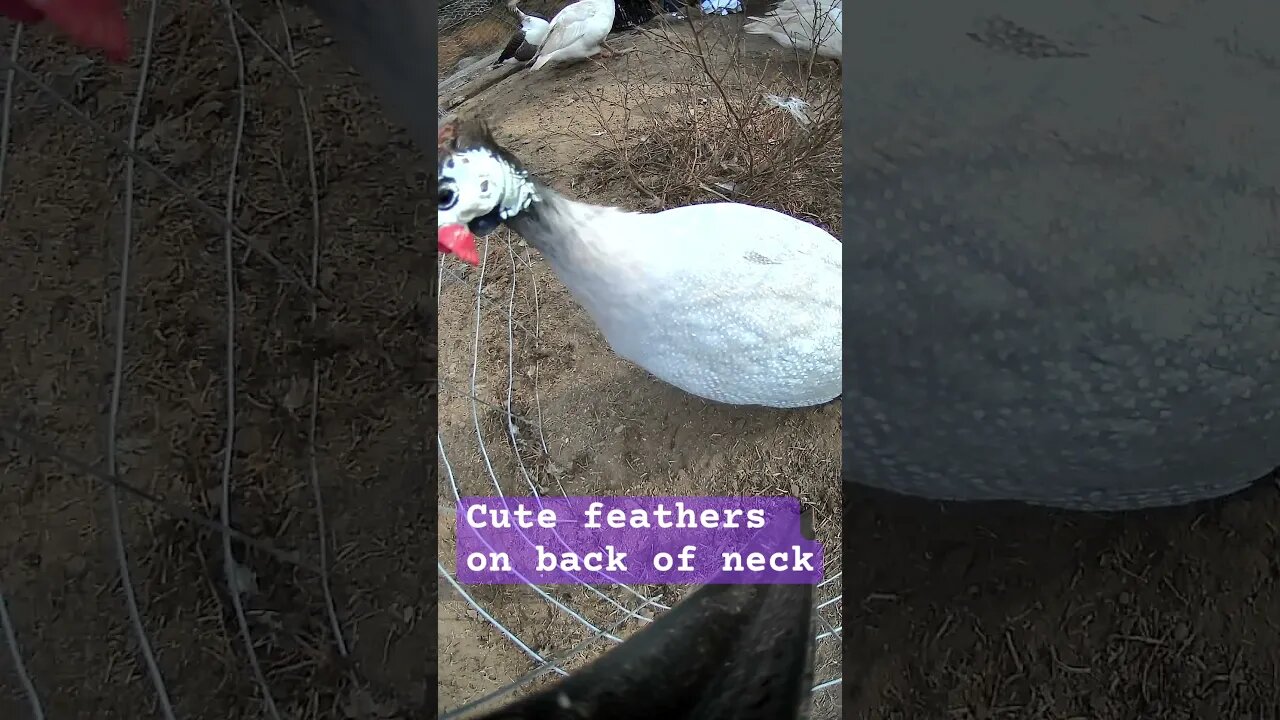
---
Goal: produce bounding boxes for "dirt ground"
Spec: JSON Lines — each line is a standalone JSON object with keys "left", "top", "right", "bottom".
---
{"left": 2, "top": 4, "right": 433, "bottom": 720}
{"left": 435, "top": 12, "right": 843, "bottom": 720}
{"left": 845, "top": 475, "right": 1280, "bottom": 719}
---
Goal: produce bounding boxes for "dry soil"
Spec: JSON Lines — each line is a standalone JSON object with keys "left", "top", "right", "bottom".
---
{"left": 2, "top": 4, "right": 432, "bottom": 718}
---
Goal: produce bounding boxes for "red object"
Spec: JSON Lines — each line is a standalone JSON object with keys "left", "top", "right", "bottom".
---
{"left": 439, "top": 224, "right": 480, "bottom": 265}
{"left": 0, "top": 0, "right": 130, "bottom": 63}
{"left": 0, "top": 0, "right": 42, "bottom": 23}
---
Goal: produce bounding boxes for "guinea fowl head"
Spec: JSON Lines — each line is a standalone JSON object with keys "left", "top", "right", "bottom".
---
{"left": 437, "top": 117, "right": 538, "bottom": 266}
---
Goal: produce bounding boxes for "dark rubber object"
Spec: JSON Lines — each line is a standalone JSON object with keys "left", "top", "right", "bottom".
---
{"left": 470, "top": 583, "right": 816, "bottom": 720}
{"left": 463, "top": 509, "right": 822, "bottom": 718}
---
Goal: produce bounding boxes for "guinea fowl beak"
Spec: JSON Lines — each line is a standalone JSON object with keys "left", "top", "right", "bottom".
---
{"left": 438, "top": 224, "right": 480, "bottom": 265}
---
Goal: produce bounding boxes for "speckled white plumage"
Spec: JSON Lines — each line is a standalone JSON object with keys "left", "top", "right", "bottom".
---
{"left": 531, "top": 198, "right": 842, "bottom": 408}
{"left": 436, "top": 123, "right": 842, "bottom": 408}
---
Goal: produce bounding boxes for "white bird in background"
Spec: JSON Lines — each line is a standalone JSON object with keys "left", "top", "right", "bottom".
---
{"left": 492, "top": 0, "right": 551, "bottom": 67}
{"left": 744, "top": 0, "right": 842, "bottom": 63}
{"left": 700, "top": 0, "right": 742, "bottom": 16}
{"left": 528, "top": 0, "right": 617, "bottom": 71}
{"left": 436, "top": 119, "right": 842, "bottom": 409}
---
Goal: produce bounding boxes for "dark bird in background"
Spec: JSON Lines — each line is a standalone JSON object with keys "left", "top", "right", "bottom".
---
{"left": 612, "top": 0, "right": 674, "bottom": 30}
{"left": 492, "top": 0, "right": 551, "bottom": 67}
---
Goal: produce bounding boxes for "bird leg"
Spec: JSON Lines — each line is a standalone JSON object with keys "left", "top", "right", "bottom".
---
{"left": 595, "top": 41, "right": 636, "bottom": 60}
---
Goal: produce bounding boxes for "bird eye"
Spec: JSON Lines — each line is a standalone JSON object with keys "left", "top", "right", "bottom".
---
{"left": 439, "top": 182, "right": 458, "bottom": 211}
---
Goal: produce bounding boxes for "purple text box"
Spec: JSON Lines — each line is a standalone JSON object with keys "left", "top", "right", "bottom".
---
{"left": 455, "top": 496, "right": 823, "bottom": 585}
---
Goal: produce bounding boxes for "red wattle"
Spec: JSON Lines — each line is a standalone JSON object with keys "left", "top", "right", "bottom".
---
{"left": 439, "top": 224, "right": 480, "bottom": 265}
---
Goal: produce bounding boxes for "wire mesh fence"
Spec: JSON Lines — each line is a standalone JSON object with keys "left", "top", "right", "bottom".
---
{"left": 438, "top": 0, "right": 522, "bottom": 83}
{"left": 435, "top": 229, "right": 844, "bottom": 719}
{"left": 438, "top": 0, "right": 595, "bottom": 107}
{"left": 2, "top": 2, "right": 432, "bottom": 718}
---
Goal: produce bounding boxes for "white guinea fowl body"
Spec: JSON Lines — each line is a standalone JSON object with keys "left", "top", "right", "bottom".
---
{"left": 437, "top": 131, "right": 842, "bottom": 409}
{"left": 744, "top": 0, "right": 842, "bottom": 62}
{"left": 529, "top": 0, "right": 615, "bottom": 71}
{"left": 519, "top": 195, "right": 842, "bottom": 409}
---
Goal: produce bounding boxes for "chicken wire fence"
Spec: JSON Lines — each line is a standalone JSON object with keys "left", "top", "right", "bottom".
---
{"left": 438, "top": 0, "right": 521, "bottom": 85}
{"left": 435, "top": 232, "right": 843, "bottom": 718}
{"left": 1, "top": 2, "right": 435, "bottom": 719}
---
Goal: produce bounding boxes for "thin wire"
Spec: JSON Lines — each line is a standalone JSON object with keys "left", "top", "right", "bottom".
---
{"left": 0, "top": 583, "right": 44, "bottom": 720}
{"left": 0, "top": 31, "right": 41, "bottom": 720}
{"left": 438, "top": 433, "right": 616, "bottom": 643}
{"left": 0, "top": 52, "right": 323, "bottom": 301}
{"left": 0, "top": 419, "right": 317, "bottom": 574}
{"left": 0, "top": 23, "right": 20, "bottom": 212}
{"left": 437, "top": 376, "right": 537, "bottom": 430}
{"left": 440, "top": 265, "right": 533, "bottom": 334}
{"left": 521, "top": 253, "right": 553, "bottom": 459}
{"left": 275, "top": 0, "right": 349, "bottom": 659}
{"left": 438, "top": 438, "right": 567, "bottom": 673}
{"left": 812, "top": 678, "right": 841, "bottom": 693}
{"left": 437, "top": 564, "right": 551, "bottom": 670}
{"left": 106, "top": 2, "right": 178, "bottom": 717}
{"left": 217, "top": 6, "right": 281, "bottom": 717}
{"left": 231, "top": 5, "right": 304, "bottom": 89}
{"left": 464, "top": 236, "right": 622, "bottom": 642}
{"left": 438, "top": 564, "right": 664, "bottom": 720}
{"left": 496, "top": 241, "right": 665, "bottom": 612}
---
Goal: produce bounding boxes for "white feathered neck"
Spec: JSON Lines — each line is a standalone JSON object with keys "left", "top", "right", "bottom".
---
{"left": 446, "top": 142, "right": 620, "bottom": 267}
{"left": 440, "top": 122, "right": 842, "bottom": 409}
